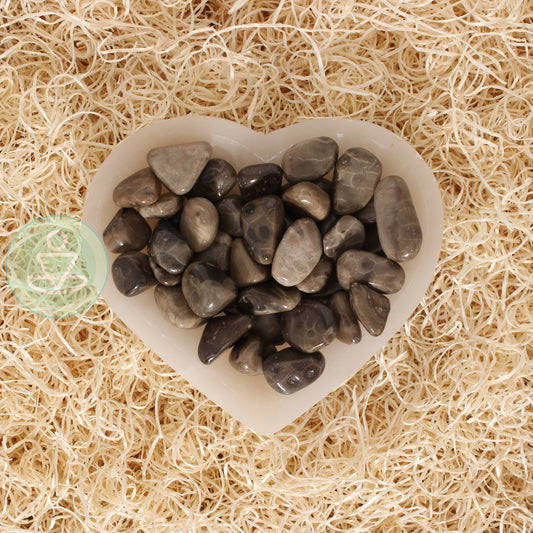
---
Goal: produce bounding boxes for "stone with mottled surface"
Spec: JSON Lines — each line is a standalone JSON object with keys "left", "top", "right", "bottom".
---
{"left": 332, "top": 147, "right": 382, "bottom": 214}
{"left": 251, "top": 314, "right": 284, "bottom": 345}
{"left": 154, "top": 284, "right": 204, "bottom": 329}
{"left": 374, "top": 175, "right": 423, "bottom": 262}
{"left": 282, "top": 137, "right": 338, "bottom": 183}
{"left": 241, "top": 195, "right": 284, "bottom": 265}
{"left": 272, "top": 218, "right": 322, "bottom": 286}
{"left": 147, "top": 142, "right": 211, "bottom": 195}
{"left": 349, "top": 282, "right": 390, "bottom": 336}
{"left": 322, "top": 215, "right": 365, "bottom": 260}
{"left": 296, "top": 256, "right": 332, "bottom": 294}
{"left": 230, "top": 335, "right": 275, "bottom": 375}
{"left": 180, "top": 197, "right": 219, "bottom": 252}
{"left": 149, "top": 256, "right": 181, "bottom": 286}
{"left": 356, "top": 197, "right": 376, "bottom": 224}
{"left": 238, "top": 282, "right": 301, "bottom": 315}
{"left": 281, "top": 300, "right": 337, "bottom": 353}
{"left": 263, "top": 348, "right": 325, "bottom": 394}
{"left": 188, "top": 158, "right": 237, "bottom": 203}
{"left": 337, "top": 249, "right": 405, "bottom": 294}
{"left": 230, "top": 238, "right": 270, "bottom": 288}
{"left": 103, "top": 208, "right": 152, "bottom": 253}
{"left": 329, "top": 291, "right": 361, "bottom": 344}
{"left": 217, "top": 195, "right": 243, "bottom": 237}
{"left": 181, "top": 261, "right": 237, "bottom": 318}
{"left": 112, "top": 251, "right": 156, "bottom": 296}
{"left": 148, "top": 220, "right": 192, "bottom": 275}
{"left": 198, "top": 314, "right": 252, "bottom": 364}
{"left": 137, "top": 193, "right": 182, "bottom": 219}
{"left": 113, "top": 167, "right": 161, "bottom": 208}
{"left": 196, "top": 231, "right": 232, "bottom": 272}
{"left": 237, "top": 163, "right": 283, "bottom": 202}
{"left": 282, "top": 181, "right": 331, "bottom": 221}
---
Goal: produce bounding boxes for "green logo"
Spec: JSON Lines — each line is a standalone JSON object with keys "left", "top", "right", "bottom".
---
{"left": 5, "top": 216, "right": 108, "bottom": 318}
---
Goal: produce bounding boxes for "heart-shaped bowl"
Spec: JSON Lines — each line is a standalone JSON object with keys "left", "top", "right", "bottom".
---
{"left": 83, "top": 116, "right": 443, "bottom": 435}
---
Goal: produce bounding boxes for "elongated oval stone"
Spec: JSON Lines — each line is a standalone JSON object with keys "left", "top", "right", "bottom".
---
{"left": 337, "top": 249, "right": 405, "bottom": 294}
{"left": 349, "top": 282, "right": 390, "bottom": 336}
{"left": 230, "top": 335, "right": 275, "bottom": 375}
{"left": 230, "top": 238, "right": 270, "bottom": 288}
{"left": 113, "top": 167, "right": 161, "bottom": 208}
{"left": 182, "top": 262, "right": 237, "bottom": 318}
{"left": 272, "top": 218, "right": 322, "bottom": 286}
{"left": 149, "top": 256, "right": 181, "bottom": 286}
{"left": 198, "top": 314, "right": 252, "bottom": 364}
{"left": 251, "top": 314, "right": 284, "bottom": 345}
{"left": 111, "top": 251, "right": 156, "bottom": 296}
{"left": 282, "top": 181, "right": 331, "bottom": 221}
{"left": 282, "top": 137, "right": 338, "bottom": 183}
{"left": 282, "top": 301, "right": 337, "bottom": 353}
{"left": 297, "top": 256, "right": 332, "bottom": 294}
{"left": 103, "top": 208, "right": 152, "bottom": 253}
{"left": 136, "top": 193, "right": 182, "bottom": 219}
{"left": 323, "top": 215, "right": 365, "bottom": 260}
{"left": 329, "top": 291, "right": 361, "bottom": 344}
{"left": 374, "top": 175, "right": 422, "bottom": 262}
{"left": 332, "top": 147, "right": 382, "bottom": 214}
{"left": 188, "top": 158, "right": 237, "bottom": 203}
{"left": 237, "top": 163, "right": 283, "bottom": 202}
{"left": 263, "top": 348, "right": 325, "bottom": 394}
{"left": 238, "top": 282, "right": 301, "bottom": 315}
{"left": 180, "top": 197, "right": 219, "bottom": 252}
{"left": 148, "top": 220, "right": 192, "bottom": 275}
{"left": 147, "top": 142, "right": 211, "bottom": 195}
{"left": 196, "top": 231, "right": 232, "bottom": 272}
{"left": 241, "top": 195, "right": 284, "bottom": 265}
{"left": 154, "top": 284, "right": 204, "bottom": 329}
{"left": 217, "top": 195, "right": 242, "bottom": 237}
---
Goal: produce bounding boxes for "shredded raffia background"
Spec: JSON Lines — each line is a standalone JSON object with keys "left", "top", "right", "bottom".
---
{"left": 0, "top": 0, "right": 532, "bottom": 531}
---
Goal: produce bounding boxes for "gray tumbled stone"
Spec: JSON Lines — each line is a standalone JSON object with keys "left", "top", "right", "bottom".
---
{"left": 349, "top": 282, "right": 390, "bottom": 336}
{"left": 217, "top": 195, "right": 243, "bottom": 237}
{"left": 296, "top": 256, "right": 332, "bottom": 294}
{"left": 154, "top": 284, "right": 204, "bottom": 329}
{"left": 196, "top": 231, "right": 232, "bottom": 272}
{"left": 230, "top": 238, "right": 270, "bottom": 288}
{"left": 282, "top": 181, "right": 331, "bottom": 221}
{"left": 238, "top": 282, "right": 301, "bottom": 315}
{"left": 136, "top": 193, "right": 182, "bottom": 219}
{"left": 149, "top": 256, "right": 181, "bottom": 286}
{"left": 188, "top": 158, "right": 237, "bottom": 203}
{"left": 282, "top": 137, "right": 338, "bottom": 183}
{"left": 329, "top": 291, "right": 361, "bottom": 344}
{"left": 322, "top": 215, "right": 365, "bottom": 260}
{"left": 230, "top": 335, "right": 275, "bottom": 375}
{"left": 180, "top": 197, "right": 219, "bottom": 252}
{"left": 103, "top": 208, "right": 152, "bottom": 253}
{"left": 113, "top": 167, "right": 161, "bottom": 208}
{"left": 111, "top": 251, "right": 156, "bottom": 296}
{"left": 148, "top": 220, "right": 192, "bottom": 275}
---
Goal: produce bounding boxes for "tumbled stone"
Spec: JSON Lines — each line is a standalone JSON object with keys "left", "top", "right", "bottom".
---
{"left": 238, "top": 282, "right": 301, "bottom": 315}
{"left": 198, "top": 314, "right": 252, "bottom": 364}
{"left": 136, "top": 193, "right": 182, "bottom": 219}
{"left": 263, "top": 348, "right": 325, "bottom": 394}
{"left": 149, "top": 256, "right": 181, "bottom": 286}
{"left": 188, "top": 158, "right": 237, "bottom": 203}
{"left": 241, "top": 195, "right": 284, "bottom": 265}
{"left": 281, "top": 301, "right": 337, "bottom": 353}
{"left": 237, "top": 163, "right": 283, "bottom": 202}
{"left": 251, "top": 314, "right": 284, "bottom": 345}
{"left": 147, "top": 142, "right": 211, "bottom": 195}
{"left": 356, "top": 197, "right": 376, "bottom": 224}
{"left": 182, "top": 261, "right": 237, "bottom": 318}
{"left": 363, "top": 223, "right": 384, "bottom": 256}
{"left": 272, "top": 218, "right": 322, "bottom": 286}
{"left": 318, "top": 212, "right": 338, "bottom": 236}
{"left": 196, "top": 231, "right": 232, "bottom": 272}
{"left": 154, "top": 284, "right": 204, "bottom": 329}
{"left": 332, "top": 147, "right": 382, "bottom": 214}
{"left": 282, "top": 137, "right": 338, "bottom": 183}
{"left": 230, "top": 335, "right": 275, "bottom": 375}
{"left": 349, "top": 282, "right": 390, "bottom": 336}
{"left": 337, "top": 249, "right": 405, "bottom": 294}
{"left": 374, "top": 175, "right": 423, "bottom": 262}
{"left": 329, "top": 291, "right": 361, "bottom": 344}
{"left": 315, "top": 177, "right": 332, "bottom": 194}
{"left": 111, "top": 251, "right": 156, "bottom": 296}
{"left": 148, "top": 220, "right": 192, "bottom": 275}
{"left": 282, "top": 181, "right": 331, "bottom": 221}
{"left": 180, "top": 197, "right": 219, "bottom": 252}
{"left": 217, "top": 195, "right": 243, "bottom": 237}
{"left": 112, "top": 167, "right": 161, "bottom": 208}
{"left": 103, "top": 208, "right": 152, "bottom": 253}
{"left": 296, "top": 256, "right": 332, "bottom": 294}
{"left": 230, "top": 238, "right": 270, "bottom": 288}
{"left": 323, "top": 215, "right": 365, "bottom": 260}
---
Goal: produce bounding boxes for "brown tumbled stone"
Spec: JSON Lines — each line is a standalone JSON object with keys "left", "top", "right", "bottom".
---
{"left": 230, "top": 238, "right": 270, "bottom": 288}
{"left": 136, "top": 193, "right": 182, "bottom": 219}
{"left": 349, "top": 282, "right": 390, "bottom": 336}
{"left": 322, "top": 215, "right": 365, "bottom": 260}
{"left": 282, "top": 137, "right": 338, "bottom": 183}
{"left": 180, "top": 197, "right": 219, "bottom": 252}
{"left": 113, "top": 167, "right": 161, "bottom": 208}
{"left": 111, "top": 251, "right": 156, "bottom": 296}
{"left": 154, "top": 284, "right": 204, "bottom": 329}
{"left": 282, "top": 181, "right": 331, "bottom": 221}
{"left": 238, "top": 282, "right": 301, "bottom": 315}
{"left": 103, "top": 208, "right": 152, "bottom": 253}
{"left": 296, "top": 256, "right": 332, "bottom": 294}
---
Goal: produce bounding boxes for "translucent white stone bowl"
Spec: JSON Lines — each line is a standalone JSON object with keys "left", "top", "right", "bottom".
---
{"left": 83, "top": 116, "right": 443, "bottom": 435}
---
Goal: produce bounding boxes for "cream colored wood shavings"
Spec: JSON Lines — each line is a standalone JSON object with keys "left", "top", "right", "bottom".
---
{"left": 0, "top": 0, "right": 532, "bottom": 531}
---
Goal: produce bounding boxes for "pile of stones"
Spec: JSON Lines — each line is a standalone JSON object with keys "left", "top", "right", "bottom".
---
{"left": 103, "top": 137, "right": 422, "bottom": 394}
